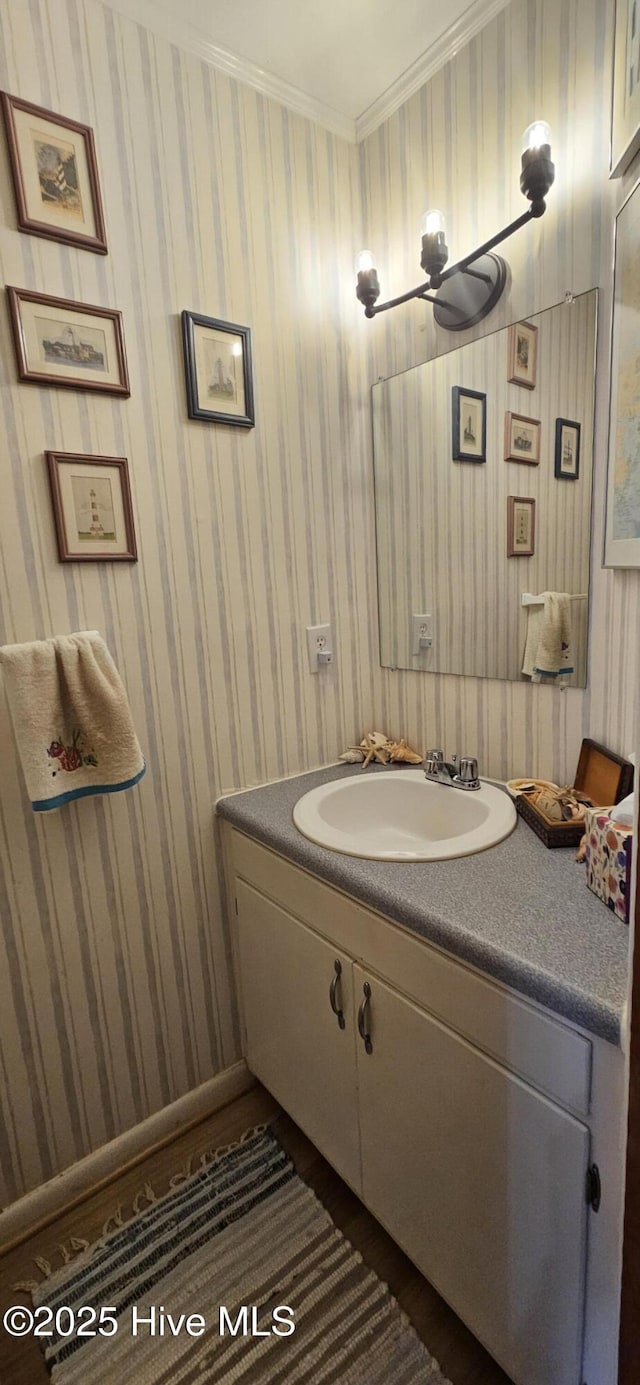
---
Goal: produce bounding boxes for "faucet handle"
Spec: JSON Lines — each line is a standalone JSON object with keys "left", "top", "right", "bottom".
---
{"left": 424, "top": 754, "right": 441, "bottom": 779}
{"left": 427, "top": 748, "right": 444, "bottom": 761}
{"left": 459, "top": 756, "right": 479, "bottom": 784}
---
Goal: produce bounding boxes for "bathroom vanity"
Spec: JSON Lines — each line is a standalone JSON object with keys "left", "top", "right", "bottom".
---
{"left": 217, "top": 763, "right": 629, "bottom": 1385}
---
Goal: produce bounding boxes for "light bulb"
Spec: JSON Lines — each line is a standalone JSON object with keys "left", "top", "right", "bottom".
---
{"left": 522, "top": 120, "right": 551, "bottom": 153}
{"left": 355, "top": 249, "right": 376, "bottom": 274}
{"left": 421, "top": 209, "right": 446, "bottom": 237}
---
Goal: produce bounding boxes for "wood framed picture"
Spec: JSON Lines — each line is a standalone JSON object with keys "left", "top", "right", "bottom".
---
{"left": 504, "top": 411, "right": 541, "bottom": 465}
{"left": 554, "top": 418, "right": 581, "bottom": 480}
{"left": 182, "top": 311, "right": 254, "bottom": 426}
{"left": 1, "top": 93, "right": 107, "bottom": 253}
{"left": 604, "top": 176, "right": 640, "bottom": 565}
{"left": 451, "top": 386, "right": 486, "bottom": 461}
{"left": 7, "top": 287, "right": 129, "bottom": 395}
{"left": 507, "top": 496, "right": 535, "bottom": 557}
{"left": 46, "top": 452, "right": 137, "bottom": 562}
{"left": 507, "top": 320, "right": 538, "bottom": 388}
{"left": 610, "top": 0, "right": 640, "bottom": 176}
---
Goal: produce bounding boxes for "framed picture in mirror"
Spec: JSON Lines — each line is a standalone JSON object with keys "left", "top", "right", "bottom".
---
{"left": 554, "top": 419, "right": 580, "bottom": 479}
{"left": 451, "top": 386, "right": 486, "bottom": 461}
{"left": 504, "top": 411, "right": 540, "bottom": 464}
{"left": 507, "top": 320, "right": 538, "bottom": 388}
{"left": 507, "top": 496, "right": 535, "bottom": 557}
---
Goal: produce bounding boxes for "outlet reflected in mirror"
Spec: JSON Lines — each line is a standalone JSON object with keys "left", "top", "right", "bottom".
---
{"left": 372, "top": 290, "right": 597, "bottom": 686}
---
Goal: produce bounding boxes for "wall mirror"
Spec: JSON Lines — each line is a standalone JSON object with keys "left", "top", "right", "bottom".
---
{"left": 372, "top": 289, "right": 597, "bottom": 687}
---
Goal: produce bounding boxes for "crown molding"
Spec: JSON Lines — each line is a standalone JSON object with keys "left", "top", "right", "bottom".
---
{"left": 355, "top": 0, "right": 512, "bottom": 142}
{"left": 98, "top": 0, "right": 511, "bottom": 146}
{"left": 98, "top": 0, "right": 357, "bottom": 141}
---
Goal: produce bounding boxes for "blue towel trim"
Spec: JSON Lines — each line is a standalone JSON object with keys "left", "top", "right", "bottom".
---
{"left": 533, "top": 666, "right": 574, "bottom": 676}
{"left": 32, "top": 762, "right": 146, "bottom": 811}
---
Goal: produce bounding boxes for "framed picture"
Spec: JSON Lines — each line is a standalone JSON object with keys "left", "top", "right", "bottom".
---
{"left": 604, "top": 177, "right": 640, "bottom": 565}
{"left": 504, "top": 411, "right": 541, "bottom": 465}
{"left": 7, "top": 287, "right": 129, "bottom": 395}
{"left": 182, "top": 311, "right": 254, "bottom": 426}
{"left": 46, "top": 452, "right": 137, "bottom": 562}
{"left": 554, "top": 418, "right": 581, "bottom": 480}
{"left": 507, "top": 497, "right": 536, "bottom": 557}
{"left": 507, "top": 320, "right": 538, "bottom": 388}
{"left": 451, "top": 386, "right": 486, "bottom": 461}
{"left": 610, "top": 0, "right": 640, "bottom": 176}
{"left": 1, "top": 93, "right": 107, "bottom": 253}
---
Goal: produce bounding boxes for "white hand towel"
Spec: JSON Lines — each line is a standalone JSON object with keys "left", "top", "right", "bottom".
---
{"left": 0, "top": 631, "right": 145, "bottom": 811}
{"left": 522, "top": 593, "right": 574, "bottom": 684}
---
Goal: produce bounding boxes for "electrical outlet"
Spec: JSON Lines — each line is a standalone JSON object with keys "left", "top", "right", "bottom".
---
{"left": 411, "top": 613, "right": 433, "bottom": 656}
{"left": 306, "top": 623, "right": 333, "bottom": 673}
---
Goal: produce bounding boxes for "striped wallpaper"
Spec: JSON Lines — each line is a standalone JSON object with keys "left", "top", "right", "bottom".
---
{"left": 0, "top": 0, "right": 638, "bottom": 1209}
{"left": 373, "top": 290, "right": 596, "bottom": 684}
{"left": 0, "top": 0, "right": 374, "bottom": 1206}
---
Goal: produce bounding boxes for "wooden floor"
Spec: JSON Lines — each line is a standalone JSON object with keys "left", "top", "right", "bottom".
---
{"left": 0, "top": 1083, "right": 511, "bottom": 1384}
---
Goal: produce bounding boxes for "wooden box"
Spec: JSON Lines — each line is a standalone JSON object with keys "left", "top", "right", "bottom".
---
{"left": 515, "top": 738, "right": 634, "bottom": 848}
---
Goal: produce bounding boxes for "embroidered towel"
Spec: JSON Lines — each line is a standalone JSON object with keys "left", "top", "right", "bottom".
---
{"left": 522, "top": 592, "right": 574, "bottom": 685}
{"left": 0, "top": 631, "right": 145, "bottom": 811}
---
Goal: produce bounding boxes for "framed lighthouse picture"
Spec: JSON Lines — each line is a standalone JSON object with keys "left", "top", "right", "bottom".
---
{"left": 45, "top": 452, "right": 138, "bottom": 562}
{"left": 181, "top": 310, "right": 254, "bottom": 427}
{"left": 1, "top": 93, "right": 107, "bottom": 253}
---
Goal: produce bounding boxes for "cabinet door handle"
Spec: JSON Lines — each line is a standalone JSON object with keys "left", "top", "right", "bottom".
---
{"left": 357, "top": 982, "right": 373, "bottom": 1054}
{"left": 329, "top": 959, "right": 346, "bottom": 1030}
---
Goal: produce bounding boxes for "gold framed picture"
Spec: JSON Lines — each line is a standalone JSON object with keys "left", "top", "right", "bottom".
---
{"left": 7, "top": 287, "right": 129, "bottom": 395}
{"left": 507, "top": 320, "right": 538, "bottom": 388}
{"left": 46, "top": 452, "right": 137, "bottom": 562}
{"left": 507, "top": 496, "right": 536, "bottom": 557}
{"left": 1, "top": 92, "right": 107, "bottom": 252}
{"left": 504, "top": 411, "right": 541, "bottom": 465}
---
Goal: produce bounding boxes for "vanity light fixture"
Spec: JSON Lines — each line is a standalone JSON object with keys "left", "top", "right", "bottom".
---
{"left": 355, "top": 121, "right": 555, "bottom": 330}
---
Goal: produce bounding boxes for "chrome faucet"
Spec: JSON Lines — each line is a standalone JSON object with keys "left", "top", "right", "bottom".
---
{"left": 424, "top": 749, "right": 480, "bottom": 791}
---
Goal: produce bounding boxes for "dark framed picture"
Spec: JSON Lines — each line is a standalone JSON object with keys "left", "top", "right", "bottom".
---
{"left": 507, "top": 496, "right": 536, "bottom": 557}
{"left": 182, "top": 311, "right": 254, "bottom": 426}
{"left": 507, "top": 319, "right": 538, "bottom": 388}
{"left": 451, "top": 386, "right": 486, "bottom": 461}
{"left": 554, "top": 418, "right": 581, "bottom": 480}
{"left": 504, "top": 411, "right": 541, "bottom": 464}
{"left": 611, "top": 0, "right": 640, "bottom": 175}
{"left": 1, "top": 93, "right": 107, "bottom": 253}
{"left": 46, "top": 452, "right": 137, "bottom": 562}
{"left": 7, "top": 287, "right": 129, "bottom": 395}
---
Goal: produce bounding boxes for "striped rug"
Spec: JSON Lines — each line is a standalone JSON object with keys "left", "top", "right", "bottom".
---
{"left": 32, "top": 1127, "right": 451, "bottom": 1383}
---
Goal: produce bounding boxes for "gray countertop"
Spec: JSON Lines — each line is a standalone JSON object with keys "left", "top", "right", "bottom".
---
{"left": 217, "top": 762, "right": 630, "bottom": 1045}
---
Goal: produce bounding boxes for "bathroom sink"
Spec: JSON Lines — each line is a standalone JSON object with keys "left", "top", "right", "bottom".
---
{"left": 292, "top": 770, "right": 516, "bottom": 861}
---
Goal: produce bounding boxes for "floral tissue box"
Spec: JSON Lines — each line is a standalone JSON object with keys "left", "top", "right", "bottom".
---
{"left": 584, "top": 807, "right": 633, "bottom": 924}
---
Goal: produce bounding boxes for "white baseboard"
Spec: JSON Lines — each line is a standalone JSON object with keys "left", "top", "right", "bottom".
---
{"left": 0, "top": 1061, "right": 253, "bottom": 1251}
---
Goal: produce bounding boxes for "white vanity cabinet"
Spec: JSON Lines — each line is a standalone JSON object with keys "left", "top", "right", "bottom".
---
{"left": 237, "top": 878, "right": 361, "bottom": 1191}
{"left": 228, "top": 827, "right": 624, "bottom": 1385}
{"left": 354, "top": 967, "right": 588, "bottom": 1385}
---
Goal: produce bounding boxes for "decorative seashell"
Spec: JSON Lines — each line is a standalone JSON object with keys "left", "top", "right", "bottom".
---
{"left": 360, "top": 732, "right": 391, "bottom": 769}
{"left": 388, "top": 739, "right": 423, "bottom": 764}
{"left": 339, "top": 748, "right": 365, "bottom": 763}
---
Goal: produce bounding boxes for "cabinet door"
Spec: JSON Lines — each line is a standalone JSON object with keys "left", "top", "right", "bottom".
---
{"left": 354, "top": 967, "right": 589, "bottom": 1385}
{"left": 236, "top": 880, "right": 361, "bottom": 1191}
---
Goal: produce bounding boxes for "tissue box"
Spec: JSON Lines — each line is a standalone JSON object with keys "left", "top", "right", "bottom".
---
{"left": 584, "top": 808, "right": 633, "bottom": 924}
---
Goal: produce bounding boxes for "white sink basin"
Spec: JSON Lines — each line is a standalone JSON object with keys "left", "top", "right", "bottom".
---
{"left": 293, "top": 770, "right": 516, "bottom": 861}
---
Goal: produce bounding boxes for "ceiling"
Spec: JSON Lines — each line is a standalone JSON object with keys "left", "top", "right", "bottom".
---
{"left": 103, "top": 0, "right": 509, "bottom": 140}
